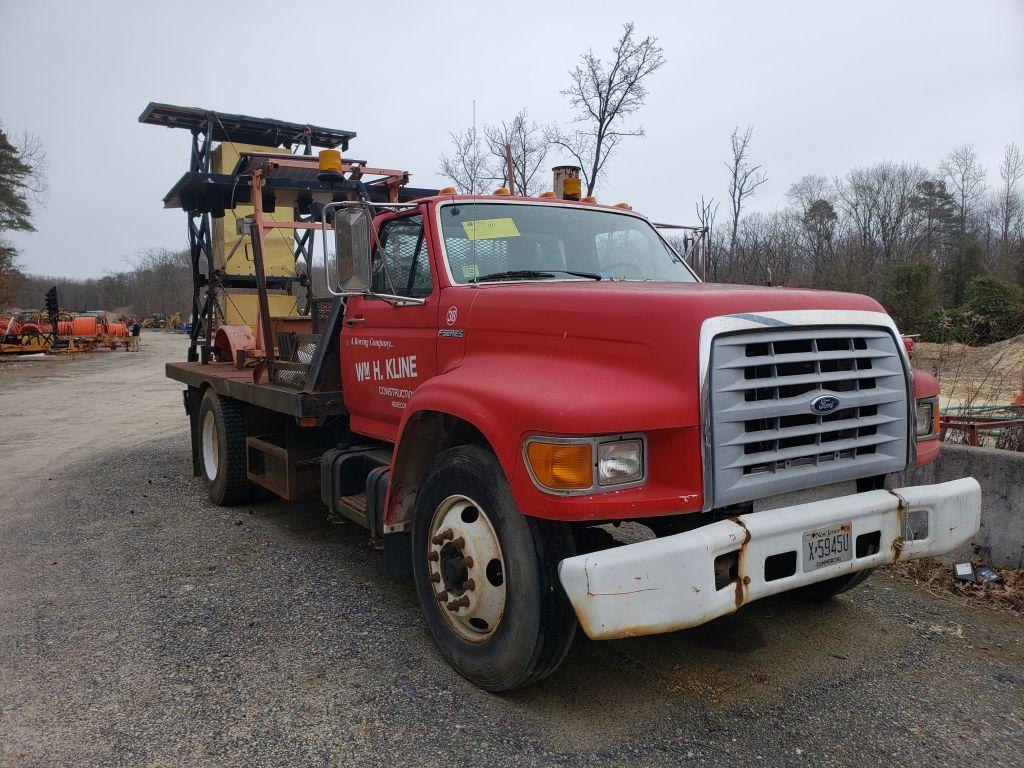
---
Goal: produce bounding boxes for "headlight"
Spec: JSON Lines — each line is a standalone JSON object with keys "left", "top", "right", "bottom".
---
{"left": 915, "top": 398, "right": 939, "bottom": 439}
{"left": 524, "top": 434, "right": 646, "bottom": 494}
{"left": 598, "top": 439, "right": 644, "bottom": 485}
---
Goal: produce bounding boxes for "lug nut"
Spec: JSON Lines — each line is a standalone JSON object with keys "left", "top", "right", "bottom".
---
{"left": 435, "top": 590, "right": 448, "bottom": 602}
{"left": 446, "top": 595, "right": 470, "bottom": 611}
{"left": 464, "top": 578, "right": 476, "bottom": 591}
{"left": 431, "top": 528, "right": 454, "bottom": 545}
{"left": 427, "top": 551, "right": 439, "bottom": 562}
{"left": 430, "top": 572, "right": 441, "bottom": 584}
{"left": 464, "top": 556, "right": 474, "bottom": 568}
{"left": 452, "top": 536, "right": 466, "bottom": 548}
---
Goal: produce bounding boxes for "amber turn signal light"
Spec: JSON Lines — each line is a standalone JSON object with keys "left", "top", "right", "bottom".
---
{"left": 527, "top": 441, "right": 593, "bottom": 490}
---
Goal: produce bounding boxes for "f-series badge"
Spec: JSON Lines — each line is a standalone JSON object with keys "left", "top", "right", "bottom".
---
{"left": 810, "top": 395, "right": 841, "bottom": 415}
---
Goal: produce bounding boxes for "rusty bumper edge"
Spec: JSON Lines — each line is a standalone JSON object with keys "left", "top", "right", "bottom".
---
{"left": 557, "top": 478, "right": 982, "bottom": 641}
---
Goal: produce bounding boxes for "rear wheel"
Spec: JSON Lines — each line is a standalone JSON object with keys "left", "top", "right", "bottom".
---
{"left": 197, "top": 390, "right": 252, "bottom": 505}
{"left": 411, "top": 445, "right": 577, "bottom": 691}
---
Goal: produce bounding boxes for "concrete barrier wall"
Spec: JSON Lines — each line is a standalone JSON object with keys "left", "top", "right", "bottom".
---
{"left": 892, "top": 443, "right": 1024, "bottom": 569}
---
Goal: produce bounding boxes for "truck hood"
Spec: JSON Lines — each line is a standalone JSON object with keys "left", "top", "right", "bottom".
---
{"left": 457, "top": 281, "right": 888, "bottom": 431}
{"left": 463, "top": 280, "right": 885, "bottom": 349}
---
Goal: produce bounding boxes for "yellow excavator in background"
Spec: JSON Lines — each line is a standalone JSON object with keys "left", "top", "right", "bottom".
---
{"left": 142, "top": 313, "right": 182, "bottom": 330}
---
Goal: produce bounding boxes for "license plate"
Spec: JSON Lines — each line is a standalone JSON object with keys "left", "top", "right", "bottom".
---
{"left": 802, "top": 521, "right": 853, "bottom": 572}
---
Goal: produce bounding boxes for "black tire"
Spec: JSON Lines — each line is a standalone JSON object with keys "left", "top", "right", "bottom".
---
{"left": 197, "top": 390, "right": 252, "bottom": 506}
{"left": 792, "top": 567, "right": 876, "bottom": 601}
{"left": 411, "top": 445, "right": 577, "bottom": 692}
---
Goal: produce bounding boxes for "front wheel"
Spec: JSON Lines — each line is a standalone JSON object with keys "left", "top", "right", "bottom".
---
{"left": 411, "top": 445, "right": 577, "bottom": 691}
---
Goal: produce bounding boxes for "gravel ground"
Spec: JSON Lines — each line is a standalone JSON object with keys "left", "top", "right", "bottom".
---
{"left": 1, "top": 335, "right": 1022, "bottom": 767}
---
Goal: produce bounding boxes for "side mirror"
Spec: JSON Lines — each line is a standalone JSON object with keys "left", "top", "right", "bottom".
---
{"left": 333, "top": 204, "right": 372, "bottom": 294}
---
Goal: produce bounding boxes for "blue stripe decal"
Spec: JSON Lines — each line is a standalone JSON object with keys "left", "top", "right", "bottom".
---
{"left": 728, "top": 313, "right": 791, "bottom": 327}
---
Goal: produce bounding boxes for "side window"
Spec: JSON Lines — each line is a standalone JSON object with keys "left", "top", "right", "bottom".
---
{"left": 373, "top": 215, "right": 433, "bottom": 298}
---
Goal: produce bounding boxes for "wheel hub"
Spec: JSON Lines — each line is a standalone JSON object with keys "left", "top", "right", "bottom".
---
{"left": 427, "top": 494, "right": 506, "bottom": 642}
{"left": 439, "top": 543, "right": 470, "bottom": 594}
{"left": 201, "top": 410, "right": 219, "bottom": 480}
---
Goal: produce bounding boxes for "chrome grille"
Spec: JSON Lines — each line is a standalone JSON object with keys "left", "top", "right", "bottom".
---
{"left": 708, "top": 327, "right": 909, "bottom": 507}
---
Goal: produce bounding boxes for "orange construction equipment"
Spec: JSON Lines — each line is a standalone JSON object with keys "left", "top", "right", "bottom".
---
{"left": 71, "top": 316, "right": 99, "bottom": 336}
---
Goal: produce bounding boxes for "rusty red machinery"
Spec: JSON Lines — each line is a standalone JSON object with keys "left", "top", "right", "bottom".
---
{"left": 939, "top": 405, "right": 1024, "bottom": 451}
{"left": 1, "top": 307, "right": 132, "bottom": 355}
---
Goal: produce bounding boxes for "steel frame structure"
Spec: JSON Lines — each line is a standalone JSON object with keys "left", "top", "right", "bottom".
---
{"left": 141, "top": 103, "right": 358, "bottom": 362}
{"left": 142, "top": 103, "right": 436, "bottom": 369}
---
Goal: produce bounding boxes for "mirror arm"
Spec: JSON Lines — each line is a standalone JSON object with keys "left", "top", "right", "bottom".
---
{"left": 370, "top": 293, "right": 427, "bottom": 307}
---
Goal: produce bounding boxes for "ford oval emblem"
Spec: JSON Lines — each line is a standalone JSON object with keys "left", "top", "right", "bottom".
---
{"left": 810, "top": 395, "right": 841, "bottom": 415}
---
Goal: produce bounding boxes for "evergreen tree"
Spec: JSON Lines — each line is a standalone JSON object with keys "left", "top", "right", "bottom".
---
{"left": 0, "top": 127, "right": 35, "bottom": 233}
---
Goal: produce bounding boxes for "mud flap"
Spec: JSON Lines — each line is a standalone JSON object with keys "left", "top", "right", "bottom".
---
{"left": 184, "top": 387, "right": 202, "bottom": 478}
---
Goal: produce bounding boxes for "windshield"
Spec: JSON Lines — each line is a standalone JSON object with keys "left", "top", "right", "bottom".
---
{"left": 439, "top": 202, "right": 698, "bottom": 284}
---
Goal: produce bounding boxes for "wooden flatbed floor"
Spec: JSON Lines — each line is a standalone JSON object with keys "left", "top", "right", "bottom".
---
{"left": 166, "top": 361, "right": 345, "bottom": 418}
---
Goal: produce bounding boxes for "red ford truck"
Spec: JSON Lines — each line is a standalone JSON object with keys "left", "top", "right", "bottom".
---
{"left": 155, "top": 126, "right": 980, "bottom": 691}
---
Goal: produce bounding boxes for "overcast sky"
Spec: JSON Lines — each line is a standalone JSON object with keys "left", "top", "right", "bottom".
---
{"left": 1, "top": 0, "right": 1022, "bottom": 278}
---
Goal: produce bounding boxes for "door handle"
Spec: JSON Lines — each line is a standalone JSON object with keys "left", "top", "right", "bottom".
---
{"left": 345, "top": 315, "right": 365, "bottom": 327}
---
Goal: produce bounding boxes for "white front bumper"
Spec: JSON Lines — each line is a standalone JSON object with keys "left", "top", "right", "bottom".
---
{"left": 558, "top": 478, "right": 981, "bottom": 640}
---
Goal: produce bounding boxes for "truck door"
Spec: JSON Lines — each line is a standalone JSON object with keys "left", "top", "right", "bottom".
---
{"left": 341, "top": 212, "right": 438, "bottom": 442}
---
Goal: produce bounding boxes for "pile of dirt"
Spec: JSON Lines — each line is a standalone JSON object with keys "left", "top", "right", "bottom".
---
{"left": 913, "top": 334, "right": 1024, "bottom": 407}
{"left": 889, "top": 557, "right": 1024, "bottom": 613}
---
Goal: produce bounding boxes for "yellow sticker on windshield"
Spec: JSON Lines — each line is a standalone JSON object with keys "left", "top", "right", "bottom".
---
{"left": 461, "top": 217, "right": 520, "bottom": 240}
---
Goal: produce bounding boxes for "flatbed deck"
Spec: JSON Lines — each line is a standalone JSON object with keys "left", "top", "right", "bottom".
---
{"left": 167, "top": 361, "right": 345, "bottom": 418}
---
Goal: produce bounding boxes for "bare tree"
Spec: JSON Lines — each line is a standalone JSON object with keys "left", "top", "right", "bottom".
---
{"left": 787, "top": 175, "right": 838, "bottom": 277}
{"left": 130, "top": 248, "right": 191, "bottom": 316}
{"left": 940, "top": 143, "right": 987, "bottom": 237}
{"left": 484, "top": 109, "right": 550, "bottom": 196}
{"left": 547, "top": 23, "right": 666, "bottom": 196}
{"left": 438, "top": 126, "right": 490, "bottom": 194}
{"left": 13, "top": 130, "right": 48, "bottom": 205}
{"left": 725, "top": 125, "right": 768, "bottom": 255}
{"left": 995, "top": 142, "right": 1024, "bottom": 276}
{"left": 694, "top": 195, "right": 719, "bottom": 279}
{"left": 786, "top": 174, "right": 833, "bottom": 212}
{"left": 873, "top": 161, "right": 930, "bottom": 263}
{"left": 835, "top": 165, "right": 880, "bottom": 254}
